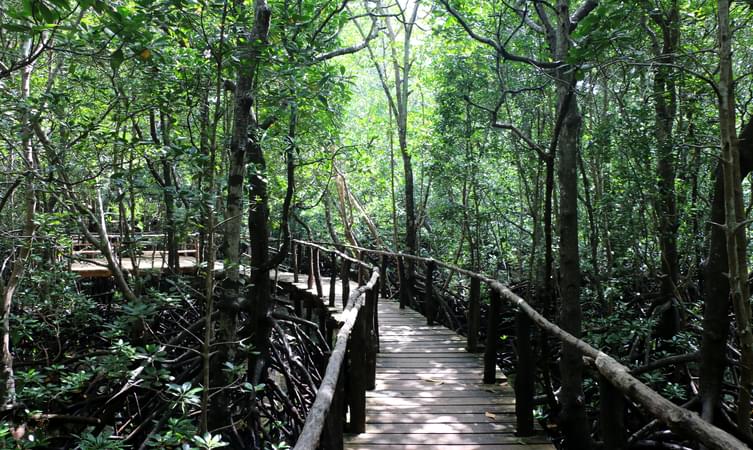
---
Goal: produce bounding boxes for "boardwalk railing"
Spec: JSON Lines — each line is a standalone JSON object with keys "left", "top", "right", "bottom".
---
{"left": 292, "top": 241, "right": 744, "bottom": 450}
{"left": 290, "top": 241, "right": 380, "bottom": 450}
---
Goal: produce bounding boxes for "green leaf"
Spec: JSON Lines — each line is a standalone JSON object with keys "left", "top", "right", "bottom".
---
{"left": 36, "top": 3, "right": 60, "bottom": 23}
{"left": 22, "top": 0, "right": 33, "bottom": 17}
{"left": 110, "top": 48, "right": 124, "bottom": 72}
{"left": 1, "top": 23, "right": 32, "bottom": 32}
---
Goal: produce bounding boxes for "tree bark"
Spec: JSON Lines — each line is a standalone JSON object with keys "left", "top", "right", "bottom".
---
{"left": 555, "top": 1, "right": 590, "bottom": 447}
{"left": 0, "top": 45, "right": 37, "bottom": 409}
{"left": 211, "top": 0, "right": 271, "bottom": 425}
{"left": 704, "top": 0, "right": 753, "bottom": 438}
{"left": 648, "top": 0, "right": 680, "bottom": 338}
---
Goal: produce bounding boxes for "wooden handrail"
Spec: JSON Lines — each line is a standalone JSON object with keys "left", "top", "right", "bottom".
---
{"left": 293, "top": 268, "right": 379, "bottom": 450}
{"left": 290, "top": 241, "right": 745, "bottom": 450}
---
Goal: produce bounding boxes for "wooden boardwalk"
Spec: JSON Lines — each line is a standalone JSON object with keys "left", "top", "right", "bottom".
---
{"left": 344, "top": 300, "right": 553, "bottom": 450}
{"left": 275, "top": 270, "right": 554, "bottom": 450}
{"left": 70, "top": 251, "right": 554, "bottom": 449}
{"left": 70, "top": 253, "right": 198, "bottom": 277}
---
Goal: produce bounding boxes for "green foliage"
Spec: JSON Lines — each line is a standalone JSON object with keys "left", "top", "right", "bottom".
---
{"left": 74, "top": 430, "right": 127, "bottom": 450}
{"left": 191, "top": 433, "right": 228, "bottom": 449}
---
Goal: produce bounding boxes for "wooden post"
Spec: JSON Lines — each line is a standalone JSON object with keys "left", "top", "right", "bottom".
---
{"left": 365, "top": 288, "right": 377, "bottom": 390}
{"left": 305, "top": 294, "right": 313, "bottom": 321}
{"left": 515, "top": 309, "right": 534, "bottom": 436}
{"left": 379, "top": 255, "right": 388, "bottom": 298}
{"left": 329, "top": 253, "right": 337, "bottom": 307}
{"left": 314, "top": 248, "right": 324, "bottom": 298}
{"left": 357, "top": 251, "right": 365, "bottom": 285}
{"left": 326, "top": 316, "right": 337, "bottom": 348}
{"left": 318, "top": 302, "right": 327, "bottom": 335}
{"left": 398, "top": 256, "right": 408, "bottom": 310}
{"left": 467, "top": 276, "right": 481, "bottom": 352}
{"left": 600, "top": 375, "right": 625, "bottom": 449}
{"left": 307, "top": 246, "right": 315, "bottom": 290}
{"left": 374, "top": 285, "right": 380, "bottom": 353}
{"left": 292, "top": 290, "right": 302, "bottom": 316}
{"left": 484, "top": 287, "right": 501, "bottom": 384}
{"left": 347, "top": 307, "right": 367, "bottom": 433}
{"left": 321, "top": 361, "right": 345, "bottom": 450}
{"left": 425, "top": 260, "right": 436, "bottom": 326}
{"left": 292, "top": 243, "right": 299, "bottom": 283}
{"left": 341, "top": 259, "right": 350, "bottom": 308}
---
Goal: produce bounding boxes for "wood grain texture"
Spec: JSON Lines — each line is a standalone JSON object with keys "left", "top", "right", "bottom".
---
{"left": 344, "top": 300, "right": 554, "bottom": 449}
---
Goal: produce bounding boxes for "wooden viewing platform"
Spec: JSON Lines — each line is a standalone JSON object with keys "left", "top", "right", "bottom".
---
{"left": 70, "top": 251, "right": 199, "bottom": 278}
{"left": 274, "top": 266, "right": 554, "bottom": 450}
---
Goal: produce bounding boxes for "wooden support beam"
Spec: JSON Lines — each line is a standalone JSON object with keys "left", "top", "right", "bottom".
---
{"left": 358, "top": 251, "right": 365, "bottom": 285}
{"left": 308, "top": 246, "right": 315, "bottom": 290}
{"left": 347, "top": 307, "right": 367, "bottom": 433}
{"left": 341, "top": 259, "right": 350, "bottom": 309}
{"left": 398, "top": 256, "right": 408, "bottom": 310}
{"left": 467, "top": 276, "right": 481, "bottom": 352}
{"left": 329, "top": 253, "right": 337, "bottom": 307}
{"left": 321, "top": 361, "right": 345, "bottom": 450}
{"left": 305, "top": 294, "right": 313, "bottom": 321}
{"left": 292, "top": 290, "right": 302, "bottom": 317}
{"left": 314, "top": 248, "right": 323, "bottom": 297}
{"left": 425, "top": 260, "right": 436, "bottom": 326}
{"left": 365, "top": 288, "right": 378, "bottom": 390}
{"left": 515, "top": 309, "right": 534, "bottom": 436}
{"left": 600, "top": 374, "right": 625, "bottom": 449}
{"left": 484, "top": 287, "right": 501, "bottom": 384}
{"left": 379, "top": 255, "right": 388, "bottom": 298}
{"left": 292, "top": 243, "right": 299, "bottom": 283}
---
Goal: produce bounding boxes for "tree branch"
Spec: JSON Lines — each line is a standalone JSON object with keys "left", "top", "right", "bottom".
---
{"left": 438, "top": 0, "right": 562, "bottom": 69}
{"left": 313, "top": 21, "right": 378, "bottom": 62}
{"left": 570, "top": 0, "right": 599, "bottom": 32}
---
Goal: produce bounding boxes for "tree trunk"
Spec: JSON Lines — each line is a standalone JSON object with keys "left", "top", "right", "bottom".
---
{"left": 705, "top": 1, "right": 753, "bottom": 437}
{"left": 555, "top": 1, "right": 590, "bottom": 447}
{"left": 700, "top": 122, "right": 753, "bottom": 429}
{"left": 160, "top": 111, "right": 179, "bottom": 272}
{"left": 211, "top": 0, "right": 271, "bottom": 425}
{"left": 0, "top": 48, "right": 37, "bottom": 408}
{"left": 649, "top": 1, "right": 680, "bottom": 338}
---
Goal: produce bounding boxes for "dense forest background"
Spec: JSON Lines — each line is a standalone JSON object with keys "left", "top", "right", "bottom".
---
{"left": 2, "top": 0, "right": 753, "bottom": 448}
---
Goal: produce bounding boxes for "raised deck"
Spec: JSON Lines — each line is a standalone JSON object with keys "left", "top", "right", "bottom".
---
{"left": 69, "top": 251, "right": 199, "bottom": 277}
{"left": 343, "top": 300, "right": 553, "bottom": 450}
{"left": 276, "top": 268, "right": 554, "bottom": 450}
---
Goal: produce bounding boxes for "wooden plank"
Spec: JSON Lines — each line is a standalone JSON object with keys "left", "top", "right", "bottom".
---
{"left": 345, "top": 433, "right": 551, "bottom": 445}
{"left": 367, "top": 390, "right": 511, "bottom": 398}
{"left": 373, "top": 382, "right": 511, "bottom": 392}
{"left": 367, "top": 397, "right": 515, "bottom": 406}
{"left": 366, "top": 412, "right": 517, "bottom": 424}
{"left": 345, "top": 445, "right": 555, "bottom": 450}
{"left": 377, "top": 362, "right": 483, "bottom": 368}
{"left": 356, "top": 404, "right": 519, "bottom": 414}
{"left": 364, "top": 422, "right": 517, "bottom": 434}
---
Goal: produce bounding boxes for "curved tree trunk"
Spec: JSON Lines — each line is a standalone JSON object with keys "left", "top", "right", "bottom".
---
{"left": 700, "top": 118, "right": 753, "bottom": 425}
